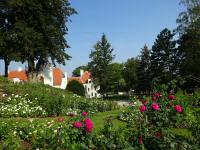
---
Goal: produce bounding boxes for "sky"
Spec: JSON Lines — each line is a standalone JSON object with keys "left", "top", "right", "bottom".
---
{"left": 0, "top": 0, "right": 184, "bottom": 76}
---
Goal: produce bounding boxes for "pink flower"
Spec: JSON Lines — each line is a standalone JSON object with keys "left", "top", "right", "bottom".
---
{"left": 73, "top": 121, "right": 83, "bottom": 128}
{"left": 139, "top": 105, "right": 147, "bottom": 113}
{"left": 82, "top": 111, "right": 88, "bottom": 116}
{"left": 152, "top": 96, "right": 156, "bottom": 101}
{"left": 154, "top": 92, "right": 161, "bottom": 98}
{"left": 168, "top": 95, "right": 175, "bottom": 100}
{"left": 84, "top": 118, "right": 94, "bottom": 133}
{"left": 174, "top": 105, "right": 183, "bottom": 113}
{"left": 151, "top": 103, "right": 159, "bottom": 111}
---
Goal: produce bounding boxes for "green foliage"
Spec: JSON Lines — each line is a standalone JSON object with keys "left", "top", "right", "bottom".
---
{"left": 0, "top": 94, "right": 46, "bottom": 117}
{"left": 176, "top": 0, "right": 200, "bottom": 88}
{"left": 106, "top": 63, "right": 125, "bottom": 93}
{"left": 66, "top": 80, "right": 85, "bottom": 96}
{"left": 150, "top": 28, "right": 179, "bottom": 86}
{"left": 136, "top": 45, "right": 151, "bottom": 92}
{"left": 123, "top": 57, "right": 140, "bottom": 91}
{"left": 0, "top": 77, "right": 119, "bottom": 117}
{"left": 0, "top": 0, "right": 77, "bottom": 77}
{"left": 88, "top": 34, "right": 115, "bottom": 95}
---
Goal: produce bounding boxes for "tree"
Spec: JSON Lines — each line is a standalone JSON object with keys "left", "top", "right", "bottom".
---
{"left": 72, "top": 66, "right": 88, "bottom": 77}
{"left": 106, "top": 63, "right": 124, "bottom": 93}
{"left": 136, "top": 45, "right": 151, "bottom": 93}
{"left": 177, "top": 0, "right": 200, "bottom": 34}
{"left": 0, "top": 0, "right": 76, "bottom": 80}
{"left": 66, "top": 80, "right": 85, "bottom": 96}
{"left": 88, "top": 34, "right": 115, "bottom": 95}
{"left": 0, "top": 0, "right": 18, "bottom": 77}
{"left": 150, "top": 28, "right": 178, "bottom": 85}
{"left": 177, "top": 0, "right": 200, "bottom": 80}
{"left": 123, "top": 57, "right": 140, "bottom": 91}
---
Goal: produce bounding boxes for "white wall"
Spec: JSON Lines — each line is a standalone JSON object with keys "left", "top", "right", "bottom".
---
{"left": 41, "top": 66, "right": 53, "bottom": 86}
{"left": 84, "top": 79, "right": 101, "bottom": 98}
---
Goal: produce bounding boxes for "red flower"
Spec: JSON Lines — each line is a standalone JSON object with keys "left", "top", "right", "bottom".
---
{"left": 152, "top": 96, "right": 156, "bottom": 101}
{"left": 154, "top": 92, "right": 161, "bottom": 98}
{"left": 139, "top": 105, "right": 147, "bottom": 113}
{"left": 168, "top": 95, "right": 175, "bottom": 100}
{"left": 156, "top": 131, "right": 162, "bottom": 139}
{"left": 142, "top": 100, "right": 147, "bottom": 105}
{"left": 57, "top": 117, "right": 64, "bottom": 122}
{"left": 84, "top": 118, "right": 94, "bottom": 133}
{"left": 138, "top": 136, "right": 143, "bottom": 144}
{"left": 152, "top": 103, "right": 159, "bottom": 111}
{"left": 73, "top": 121, "right": 83, "bottom": 128}
{"left": 82, "top": 111, "right": 88, "bottom": 116}
{"left": 174, "top": 105, "right": 183, "bottom": 113}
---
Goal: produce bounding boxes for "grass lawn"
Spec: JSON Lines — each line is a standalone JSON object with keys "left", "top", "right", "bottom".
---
{"left": 0, "top": 109, "right": 127, "bottom": 133}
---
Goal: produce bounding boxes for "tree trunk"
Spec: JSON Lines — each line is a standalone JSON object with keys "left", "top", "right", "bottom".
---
{"left": 28, "top": 59, "right": 37, "bottom": 82}
{"left": 4, "top": 57, "right": 9, "bottom": 78}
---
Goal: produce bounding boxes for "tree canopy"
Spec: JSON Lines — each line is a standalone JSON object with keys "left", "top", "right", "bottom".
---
{"left": 0, "top": 0, "right": 76, "bottom": 78}
{"left": 88, "top": 34, "right": 115, "bottom": 95}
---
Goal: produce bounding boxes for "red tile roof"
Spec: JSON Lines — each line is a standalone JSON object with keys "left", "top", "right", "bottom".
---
{"left": 53, "top": 68, "right": 64, "bottom": 86}
{"left": 8, "top": 70, "right": 28, "bottom": 81}
{"left": 81, "top": 71, "right": 91, "bottom": 83}
{"left": 68, "top": 71, "right": 91, "bottom": 84}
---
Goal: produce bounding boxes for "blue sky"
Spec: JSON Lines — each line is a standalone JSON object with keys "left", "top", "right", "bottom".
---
{"left": 0, "top": 0, "right": 184, "bottom": 76}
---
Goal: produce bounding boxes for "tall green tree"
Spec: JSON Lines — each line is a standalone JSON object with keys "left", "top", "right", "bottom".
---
{"left": 150, "top": 28, "right": 178, "bottom": 85}
{"left": 0, "top": 1, "right": 18, "bottom": 77}
{"left": 0, "top": 0, "right": 76, "bottom": 79}
{"left": 177, "top": 0, "right": 200, "bottom": 80}
{"left": 88, "top": 34, "right": 115, "bottom": 95}
{"left": 136, "top": 45, "right": 151, "bottom": 93}
{"left": 123, "top": 57, "right": 140, "bottom": 91}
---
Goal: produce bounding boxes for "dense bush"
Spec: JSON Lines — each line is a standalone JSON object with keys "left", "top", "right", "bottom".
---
{"left": 66, "top": 80, "right": 85, "bottom": 96}
{"left": 0, "top": 94, "right": 46, "bottom": 117}
{"left": 0, "top": 78, "right": 119, "bottom": 117}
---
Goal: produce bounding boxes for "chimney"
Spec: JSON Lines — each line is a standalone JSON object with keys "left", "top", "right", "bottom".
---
{"left": 18, "top": 67, "right": 22, "bottom": 72}
{"left": 80, "top": 69, "right": 84, "bottom": 77}
{"left": 64, "top": 72, "right": 67, "bottom": 78}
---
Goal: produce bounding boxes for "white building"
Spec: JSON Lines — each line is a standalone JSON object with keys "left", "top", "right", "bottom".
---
{"left": 8, "top": 65, "right": 68, "bottom": 90}
{"left": 68, "top": 70, "right": 101, "bottom": 98}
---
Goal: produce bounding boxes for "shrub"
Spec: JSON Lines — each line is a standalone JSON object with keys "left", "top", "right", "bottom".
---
{"left": 0, "top": 78, "right": 119, "bottom": 117}
{"left": 66, "top": 80, "right": 85, "bottom": 96}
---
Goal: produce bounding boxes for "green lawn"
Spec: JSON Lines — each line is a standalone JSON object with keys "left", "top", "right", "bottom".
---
{"left": 0, "top": 109, "right": 127, "bottom": 133}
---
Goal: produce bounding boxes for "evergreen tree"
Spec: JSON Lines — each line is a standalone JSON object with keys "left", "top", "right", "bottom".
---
{"left": 88, "top": 34, "right": 115, "bottom": 95}
{"left": 136, "top": 45, "right": 151, "bottom": 93}
{"left": 150, "top": 28, "right": 177, "bottom": 85}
